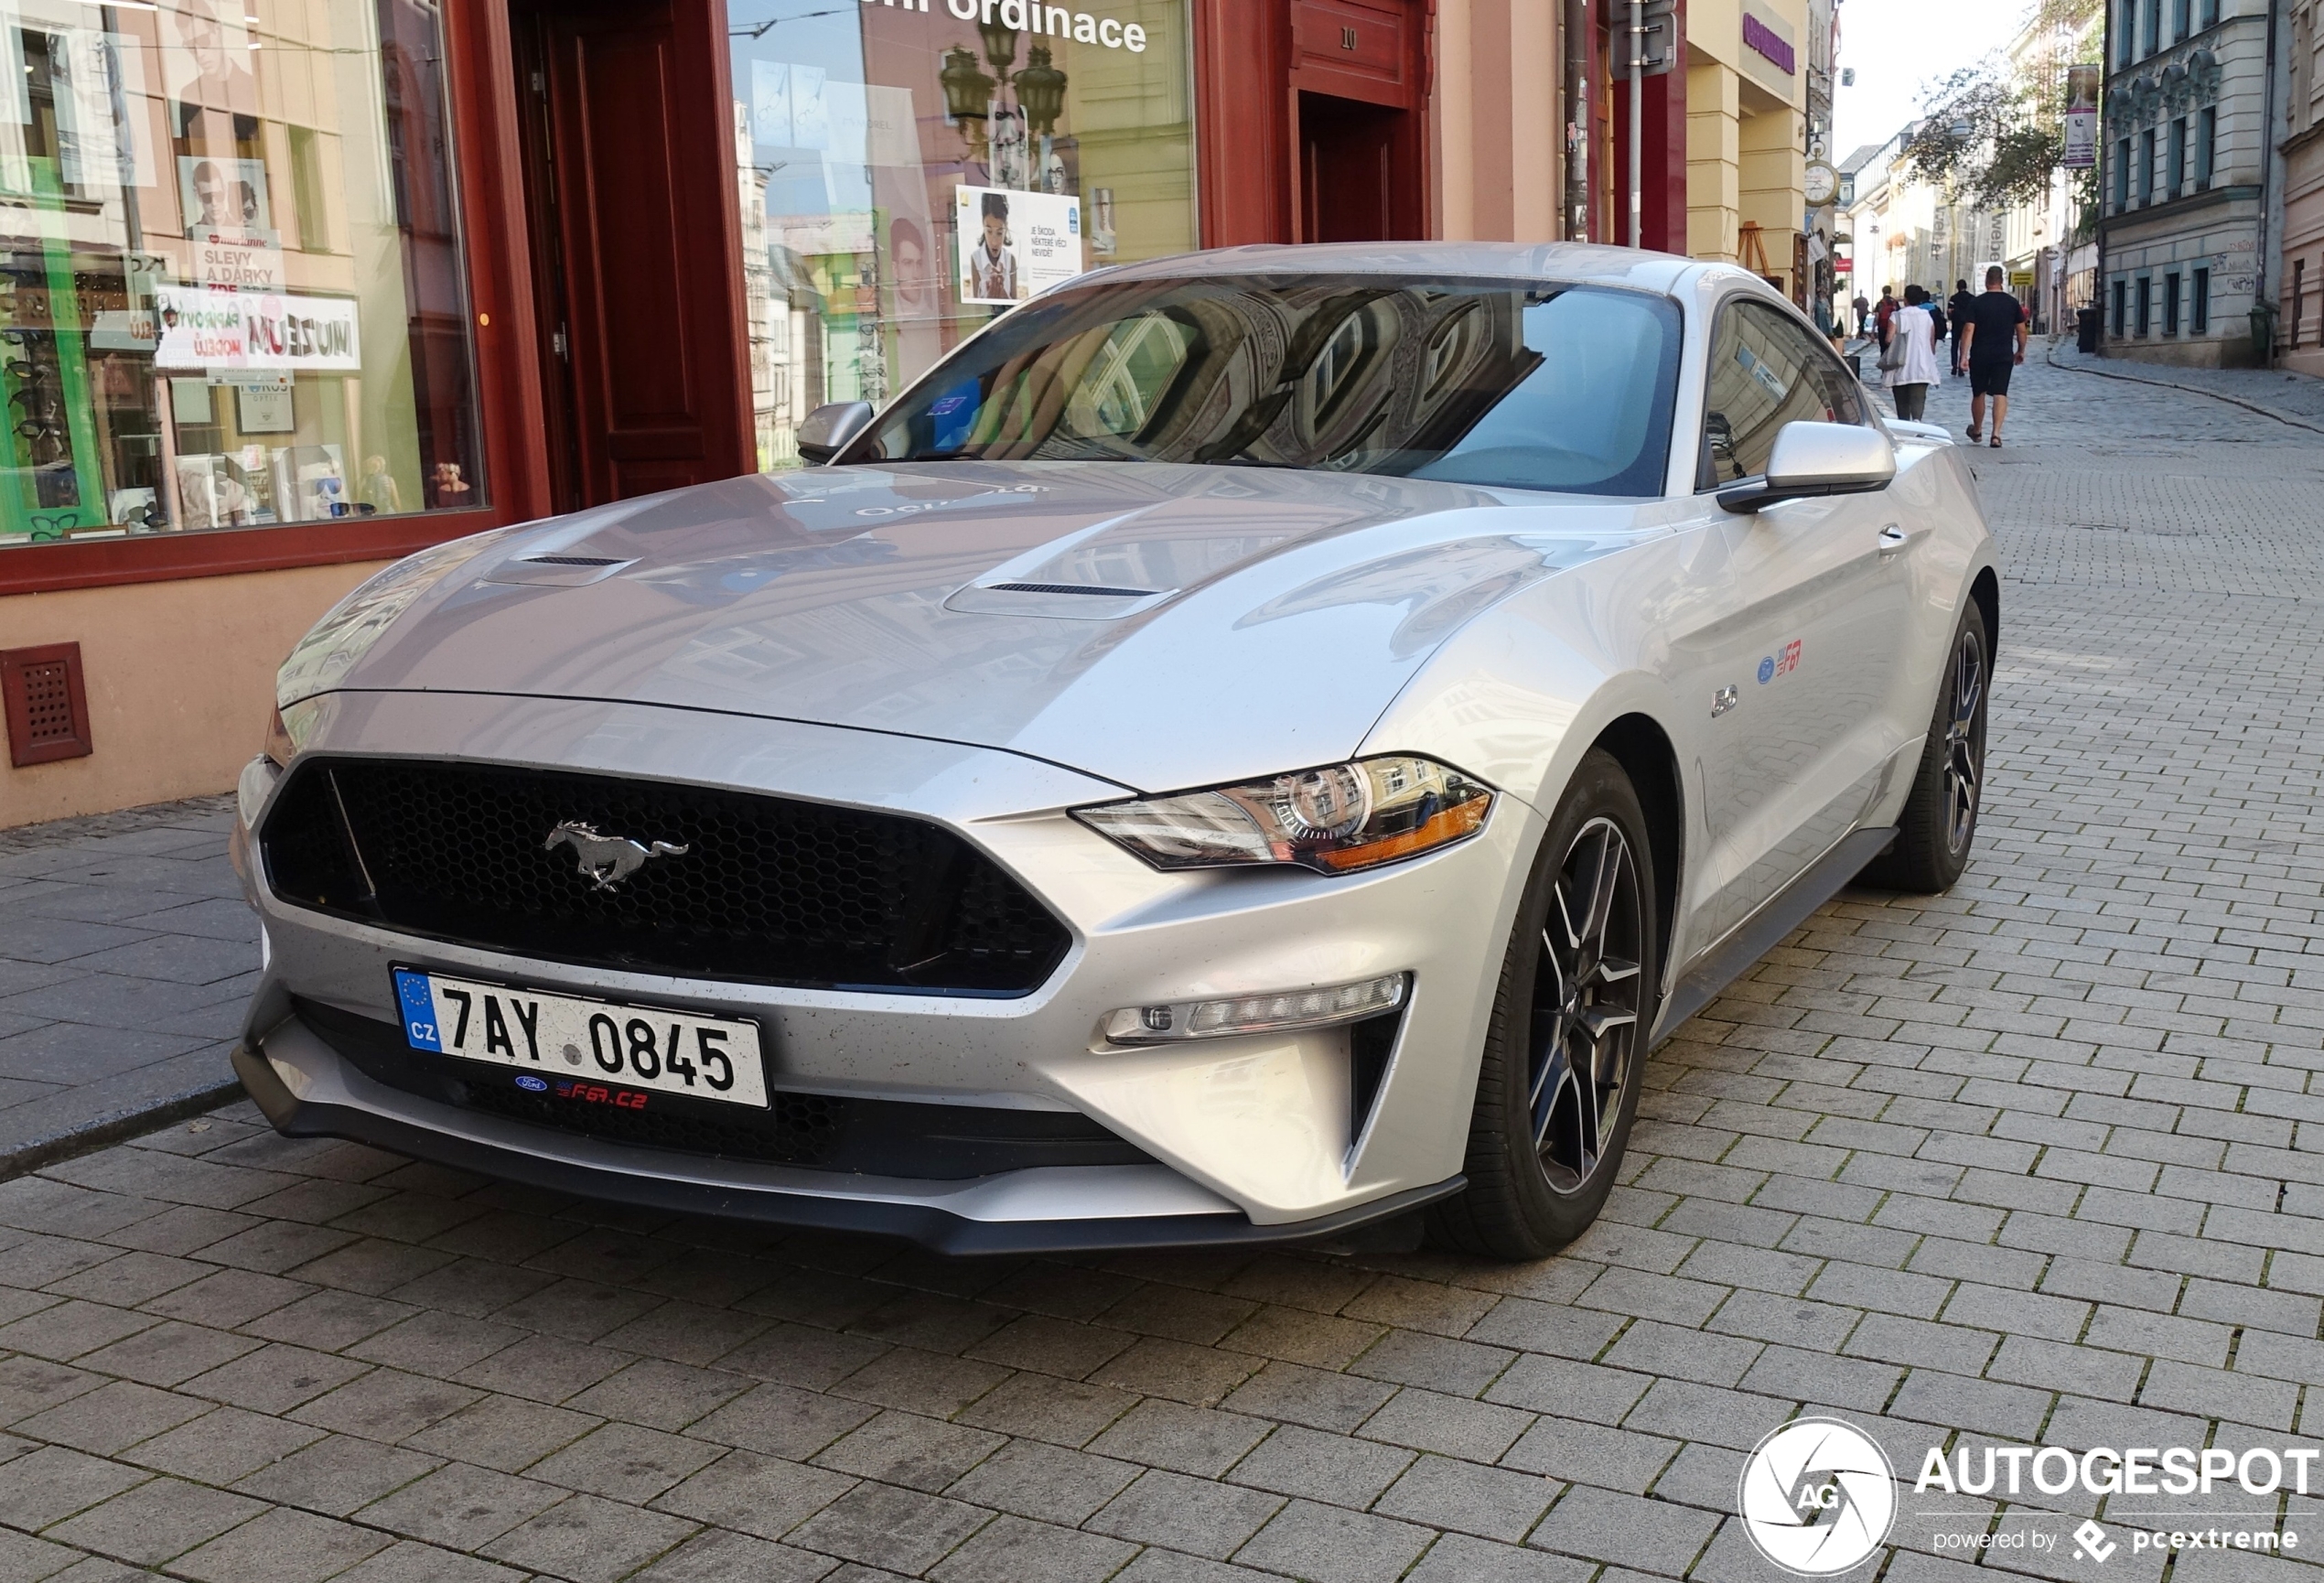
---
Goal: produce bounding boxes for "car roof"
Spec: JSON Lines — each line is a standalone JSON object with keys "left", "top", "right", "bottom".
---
{"left": 1077, "top": 241, "right": 1753, "bottom": 298}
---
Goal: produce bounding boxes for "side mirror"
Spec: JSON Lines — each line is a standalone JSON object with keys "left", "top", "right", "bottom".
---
{"left": 796, "top": 401, "right": 874, "bottom": 465}
{"left": 1716, "top": 421, "right": 1896, "bottom": 513}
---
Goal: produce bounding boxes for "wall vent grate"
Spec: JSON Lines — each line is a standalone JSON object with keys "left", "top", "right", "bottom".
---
{"left": 2, "top": 642, "right": 93, "bottom": 767}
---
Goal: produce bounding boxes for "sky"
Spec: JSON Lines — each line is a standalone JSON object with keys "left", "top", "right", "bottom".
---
{"left": 1830, "top": 0, "right": 2042, "bottom": 167}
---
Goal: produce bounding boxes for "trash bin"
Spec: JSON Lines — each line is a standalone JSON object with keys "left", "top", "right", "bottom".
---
{"left": 2251, "top": 305, "right": 2276, "bottom": 366}
{"left": 2076, "top": 307, "right": 2100, "bottom": 353}
{"left": 1846, "top": 349, "right": 1864, "bottom": 382}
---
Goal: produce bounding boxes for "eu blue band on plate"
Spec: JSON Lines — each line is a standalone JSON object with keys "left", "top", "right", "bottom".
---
{"left": 394, "top": 970, "right": 443, "bottom": 1051}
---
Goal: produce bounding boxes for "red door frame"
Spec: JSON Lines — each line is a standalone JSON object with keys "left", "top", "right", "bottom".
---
{"left": 1196, "top": 0, "right": 1435, "bottom": 248}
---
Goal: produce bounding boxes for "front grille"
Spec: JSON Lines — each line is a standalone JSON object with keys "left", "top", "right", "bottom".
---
{"left": 296, "top": 998, "right": 1152, "bottom": 1179}
{"left": 261, "top": 758, "right": 1070, "bottom": 993}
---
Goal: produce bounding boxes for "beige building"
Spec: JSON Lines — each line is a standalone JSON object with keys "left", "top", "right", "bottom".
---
{"left": 1688, "top": 0, "right": 1813, "bottom": 294}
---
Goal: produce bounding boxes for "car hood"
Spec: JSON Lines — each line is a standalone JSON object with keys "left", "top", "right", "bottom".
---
{"left": 294, "top": 461, "right": 1652, "bottom": 794}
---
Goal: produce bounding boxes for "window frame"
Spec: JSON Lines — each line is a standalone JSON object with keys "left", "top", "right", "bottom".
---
{"left": 2164, "top": 271, "right": 2182, "bottom": 335}
{"left": 2191, "top": 267, "right": 2211, "bottom": 333}
{"left": 2136, "top": 275, "right": 2153, "bottom": 336}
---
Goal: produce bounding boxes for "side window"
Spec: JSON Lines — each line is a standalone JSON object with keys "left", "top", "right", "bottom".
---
{"left": 1699, "top": 300, "right": 1864, "bottom": 487}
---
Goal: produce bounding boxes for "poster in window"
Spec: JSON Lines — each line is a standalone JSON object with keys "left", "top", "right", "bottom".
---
{"left": 178, "top": 155, "right": 271, "bottom": 232}
{"left": 158, "top": 0, "right": 258, "bottom": 116}
{"left": 955, "top": 185, "right": 1081, "bottom": 307}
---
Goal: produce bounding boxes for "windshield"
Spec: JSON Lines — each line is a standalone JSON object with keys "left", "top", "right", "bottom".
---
{"left": 846, "top": 275, "right": 1684, "bottom": 497}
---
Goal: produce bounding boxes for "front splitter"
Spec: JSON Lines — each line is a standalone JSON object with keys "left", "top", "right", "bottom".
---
{"left": 231, "top": 1044, "right": 1462, "bottom": 1256}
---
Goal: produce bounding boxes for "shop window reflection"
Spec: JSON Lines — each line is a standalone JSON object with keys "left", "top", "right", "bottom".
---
{"left": 0, "top": 0, "right": 481, "bottom": 550}
{"left": 729, "top": 0, "right": 1194, "bottom": 472}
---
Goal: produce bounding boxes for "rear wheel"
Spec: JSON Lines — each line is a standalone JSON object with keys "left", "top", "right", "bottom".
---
{"left": 1861, "top": 602, "right": 1989, "bottom": 894}
{"left": 1431, "top": 749, "right": 1659, "bottom": 1260}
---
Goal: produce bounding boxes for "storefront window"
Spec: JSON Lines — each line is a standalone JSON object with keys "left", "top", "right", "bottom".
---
{"left": 729, "top": 0, "right": 1194, "bottom": 470}
{"left": 0, "top": 0, "right": 480, "bottom": 550}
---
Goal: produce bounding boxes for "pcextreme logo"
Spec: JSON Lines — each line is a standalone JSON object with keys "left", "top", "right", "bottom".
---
{"left": 1738, "top": 1417, "right": 1898, "bottom": 1576}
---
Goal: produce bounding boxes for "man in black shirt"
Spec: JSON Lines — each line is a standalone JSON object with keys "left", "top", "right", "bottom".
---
{"left": 1947, "top": 279, "right": 1977, "bottom": 374}
{"left": 1959, "top": 266, "right": 2028, "bottom": 447}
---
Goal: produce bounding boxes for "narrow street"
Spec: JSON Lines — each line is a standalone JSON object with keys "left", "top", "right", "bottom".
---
{"left": 4, "top": 355, "right": 2322, "bottom": 1583}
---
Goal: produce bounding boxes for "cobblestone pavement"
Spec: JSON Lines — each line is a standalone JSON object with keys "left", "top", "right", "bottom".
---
{"left": 2048, "top": 340, "right": 2324, "bottom": 432}
{"left": 0, "top": 800, "right": 253, "bottom": 1172}
{"left": 4, "top": 358, "right": 2323, "bottom": 1583}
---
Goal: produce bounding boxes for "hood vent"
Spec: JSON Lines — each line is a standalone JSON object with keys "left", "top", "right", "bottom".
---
{"left": 987, "top": 581, "right": 1161, "bottom": 598}
{"left": 521, "top": 554, "right": 629, "bottom": 567}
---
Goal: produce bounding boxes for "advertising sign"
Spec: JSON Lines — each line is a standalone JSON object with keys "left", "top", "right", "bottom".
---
{"left": 154, "top": 285, "right": 360, "bottom": 372}
{"left": 2064, "top": 63, "right": 2100, "bottom": 169}
{"left": 191, "top": 230, "right": 286, "bottom": 292}
{"left": 955, "top": 185, "right": 1081, "bottom": 306}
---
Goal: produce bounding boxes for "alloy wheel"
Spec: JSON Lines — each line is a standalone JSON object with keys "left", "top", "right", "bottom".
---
{"left": 1526, "top": 816, "right": 1643, "bottom": 1195}
{"left": 1943, "top": 627, "right": 1986, "bottom": 855}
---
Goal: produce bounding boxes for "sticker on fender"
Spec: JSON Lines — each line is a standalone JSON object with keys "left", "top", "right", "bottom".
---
{"left": 392, "top": 968, "right": 769, "bottom": 1108}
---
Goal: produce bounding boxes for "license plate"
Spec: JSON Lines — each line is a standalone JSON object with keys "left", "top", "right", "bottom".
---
{"left": 392, "top": 968, "right": 769, "bottom": 1109}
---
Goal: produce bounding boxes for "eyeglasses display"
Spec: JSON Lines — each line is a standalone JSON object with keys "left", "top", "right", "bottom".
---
{"left": 728, "top": 0, "right": 1194, "bottom": 471}
{"left": 0, "top": 0, "right": 482, "bottom": 549}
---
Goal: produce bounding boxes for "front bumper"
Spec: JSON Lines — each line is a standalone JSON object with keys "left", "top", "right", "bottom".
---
{"left": 233, "top": 1029, "right": 1461, "bottom": 1255}
{"left": 237, "top": 690, "right": 1541, "bottom": 1240}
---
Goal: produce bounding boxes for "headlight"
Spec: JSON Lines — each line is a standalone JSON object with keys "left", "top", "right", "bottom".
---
{"left": 1074, "top": 755, "right": 1493, "bottom": 874}
{"left": 263, "top": 705, "right": 296, "bottom": 767}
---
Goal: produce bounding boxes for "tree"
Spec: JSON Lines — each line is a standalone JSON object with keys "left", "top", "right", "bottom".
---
{"left": 1898, "top": 61, "right": 2066, "bottom": 210}
{"left": 1898, "top": 0, "right": 2102, "bottom": 212}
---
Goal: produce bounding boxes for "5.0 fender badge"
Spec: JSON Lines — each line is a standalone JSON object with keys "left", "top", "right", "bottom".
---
{"left": 543, "top": 821, "right": 690, "bottom": 891}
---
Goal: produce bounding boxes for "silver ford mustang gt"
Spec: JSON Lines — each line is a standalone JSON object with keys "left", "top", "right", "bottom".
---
{"left": 231, "top": 242, "right": 1996, "bottom": 1259}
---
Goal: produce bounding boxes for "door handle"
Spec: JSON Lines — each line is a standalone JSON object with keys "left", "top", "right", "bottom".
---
{"left": 1877, "top": 524, "right": 1909, "bottom": 554}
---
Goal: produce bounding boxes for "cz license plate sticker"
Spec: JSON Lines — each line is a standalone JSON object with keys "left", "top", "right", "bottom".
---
{"left": 392, "top": 968, "right": 769, "bottom": 1109}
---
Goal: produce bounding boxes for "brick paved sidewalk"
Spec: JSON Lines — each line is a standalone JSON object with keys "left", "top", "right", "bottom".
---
{"left": 2049, "top": 339, "right": 2324, "bottom": 433}
{"left": 1, "top": 359, "right": 2321, "bottom": 1583}
{"left": 0, "top": 797, "right": 253, "bottom": 1176}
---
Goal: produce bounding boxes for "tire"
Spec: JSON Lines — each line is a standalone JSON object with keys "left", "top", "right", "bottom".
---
{"left": 1430, "top": 748, "right": 1661, "bottom": 1261}
{"left": 1861, "top": 601, "right": 1990, "bottom": 894}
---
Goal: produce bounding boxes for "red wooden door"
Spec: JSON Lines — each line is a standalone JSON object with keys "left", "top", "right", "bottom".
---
{"left": 522, "top": 0, "right": 750, "bottom": 508}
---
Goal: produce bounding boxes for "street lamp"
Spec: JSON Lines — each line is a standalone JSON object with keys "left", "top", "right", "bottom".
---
{"left": 977, "top": 18, "right": 1018, "bottom": 75}
{"left": 940, "top": 45, "right": 995, "bottom": 155}
{"left": 1013, "top": 45, "right": 1067, "bottom": 138}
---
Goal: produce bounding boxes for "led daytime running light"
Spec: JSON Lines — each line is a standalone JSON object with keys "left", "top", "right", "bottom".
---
{"left": 1102, "top": 972, "right": 1407, "bottom": 1044}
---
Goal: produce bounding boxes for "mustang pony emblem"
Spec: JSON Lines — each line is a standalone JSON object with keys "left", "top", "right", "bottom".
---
{"left": 542, "top": 822, "right": 689, "bottom": 890}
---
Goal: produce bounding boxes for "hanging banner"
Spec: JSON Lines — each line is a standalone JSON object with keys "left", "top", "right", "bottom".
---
{"left": 955, "top": 184, "right": 1081, "bottom": 306}
{"left": 2064, "top": 64, "right": 2100, "bottom": 169}
{"left": 154, "top": 285, "right": 360, "bottom": 371}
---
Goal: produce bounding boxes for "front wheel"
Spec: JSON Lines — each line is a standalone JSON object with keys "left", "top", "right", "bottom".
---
{"left": 1862, "top": 601, "right": 1990, "bottom": 894}
{"left": 1430, "top": 749, "right": 1659, "bottom": 1261}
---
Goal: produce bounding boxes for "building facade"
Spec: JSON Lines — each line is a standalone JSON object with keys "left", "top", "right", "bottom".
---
{"left": 1684, "top": 0, "right": 1812, "bottom": 297}
{"left": 2280, "top": 0, "right": 2324, "bottom": 372}
{"left": 2, "top": 0, "right": 1792, "bottom": 827}
{"left": 2097, "top": 0, "right": 2274, "bottom": 363}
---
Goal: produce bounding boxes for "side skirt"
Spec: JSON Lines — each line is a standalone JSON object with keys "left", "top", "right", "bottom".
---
{"left": 1649, "top": 825, "right": 1898, "bottom": 1045}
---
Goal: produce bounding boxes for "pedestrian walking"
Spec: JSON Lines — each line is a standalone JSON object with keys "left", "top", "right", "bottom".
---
{"left": 1881, "top": 284, "right": 1942, "bottom": 421}
{"left": 1947, "top": 278, "right": 1976, "bottom": 374}
{"left": 1852, "top": 293, "right": 1871, "bottom": 335}
{"left": 1874, "top": 285, "right": 1898, "bottom": 350}
{"left": 1925, "top": 291, "right": 1948, "bottom": 353}
{"left": 1959, "top": 264, "right": 2028, "bottom": 447}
